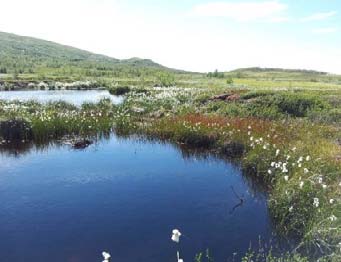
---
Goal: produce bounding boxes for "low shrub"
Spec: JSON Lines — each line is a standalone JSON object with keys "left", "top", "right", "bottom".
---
{"left": 109, "top": 86, "right": 131, "bottom": 95}
{"left": 308, "top": 108, "right": 341, "bottom": 125}
{"left": 241, "top": 90, "right": 275, "bottom": 100}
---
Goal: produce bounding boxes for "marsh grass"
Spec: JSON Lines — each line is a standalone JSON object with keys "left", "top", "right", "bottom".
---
{"left": 134, "top": 113, "right": 340, "bottom": 260}
{"left": 0, "top": 99, "right": 116, "bottom": 143}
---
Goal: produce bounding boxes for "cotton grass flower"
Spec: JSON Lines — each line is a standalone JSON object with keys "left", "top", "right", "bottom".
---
{"left": 303, "top": 168, "right": 309, "bottom": 174}
{"left": 276, "top": 149, "right": 280, "bottom": 156}
{"left": 102, "top": 251, "right": 111, "bottom": 262}
{"left": 284, "top": 176, "right": 289, "bottom": 181}
{"left": 289, "top": 206, "right": 293, "bottom": 212}
{"left": 299, "top": 181, "right": 304, "bottom": 189}
{"left": 313, "top": 198, "right": 319, "bottom": 208}
{"left": 171, "top": 229, "right": 181, "bottom": 243}
{"left": 330, "top": 215, "right": 337, "bottom": 222}
{"left": 330, "top": 199, "right": 335, "bottom": 204}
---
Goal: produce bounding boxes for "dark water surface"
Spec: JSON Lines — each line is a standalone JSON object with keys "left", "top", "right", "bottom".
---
{"left": 0, "top": 90, "right": 123, "bottom": 106}
{"left": 0, "top": 136, "right": 282, "bottom": 262}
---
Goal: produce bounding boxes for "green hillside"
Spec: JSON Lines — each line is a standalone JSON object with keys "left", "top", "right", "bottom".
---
{"left": 0, "top": 31, "right": 177, "bottom": 78}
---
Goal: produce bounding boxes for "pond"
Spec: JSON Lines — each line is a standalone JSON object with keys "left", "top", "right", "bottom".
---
{"left": 0, "top": 90, "right": 123, "bottom": 106}
{"left": 0, "top": 135, "right": 289, "bottom": 262}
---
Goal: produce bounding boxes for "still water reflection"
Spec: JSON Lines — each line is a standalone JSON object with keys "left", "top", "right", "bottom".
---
{"left": 0, "top": 136, "right": 283, "bottom": 262}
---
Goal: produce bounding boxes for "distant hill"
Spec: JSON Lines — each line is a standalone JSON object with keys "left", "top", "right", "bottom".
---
{"left": 0, "top": 31, "right": 180, "bottom": 78}
{"left": 229, "top": 67, "right": 328, "bottom": 75}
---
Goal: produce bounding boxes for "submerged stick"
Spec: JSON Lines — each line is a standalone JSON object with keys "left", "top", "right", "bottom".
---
{"left": 229, "top": 186, "right": 245, "bottom": 214}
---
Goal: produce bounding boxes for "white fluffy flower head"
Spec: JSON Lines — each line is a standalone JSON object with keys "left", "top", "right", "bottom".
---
{"left": 330, "top": 215, "right": 337, "bottom": 222}
{"left": 171, "top": 229, "right": 182, "bottom": 243}
{"left": 102, "top": 251, "right": 111, "bottom": 261}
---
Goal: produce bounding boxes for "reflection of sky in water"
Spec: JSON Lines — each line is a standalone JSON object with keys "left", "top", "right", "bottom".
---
{"left": 0, "top": 136, "right": 283, "bottom": 262}
{"left": 0, "top": 90, "right": 123, "bottom": 106}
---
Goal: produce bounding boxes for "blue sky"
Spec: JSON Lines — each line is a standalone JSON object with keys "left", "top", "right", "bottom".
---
{"left": 0, "top": 0, "right": 340, "bottom": 73}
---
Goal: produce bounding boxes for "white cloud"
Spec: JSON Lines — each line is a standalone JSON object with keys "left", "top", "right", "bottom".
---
{"left": 191, "top": 1, "right": 288, "bottom": 22}
{"left": 301, "top": 11, "right": 337, "bottom": 22}
{"left": 312, "top": 27, "right": 338, "bottom": 34}
{"left": 269, "top": 16, "right": 291, "bottom": 23}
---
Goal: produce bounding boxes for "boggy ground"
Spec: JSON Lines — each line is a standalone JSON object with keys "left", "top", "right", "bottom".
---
{"left": 0, "top": 83, "right": 340, "bottom": 261}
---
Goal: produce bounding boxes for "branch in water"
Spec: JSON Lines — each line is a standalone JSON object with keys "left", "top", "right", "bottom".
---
{"left": 229, "top": 186, "right": 245, "bottom": 214}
